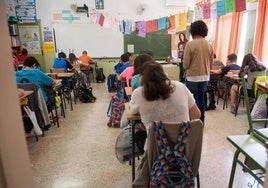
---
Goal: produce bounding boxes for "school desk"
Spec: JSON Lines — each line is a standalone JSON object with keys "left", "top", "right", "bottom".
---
{"left": 124, "top": 102, "right": 141, "bottom": 185}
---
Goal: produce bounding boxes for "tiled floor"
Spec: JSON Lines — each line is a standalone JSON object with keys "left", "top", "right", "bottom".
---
{"left": 26, "top": 82, "right": 264, "bottom": 188}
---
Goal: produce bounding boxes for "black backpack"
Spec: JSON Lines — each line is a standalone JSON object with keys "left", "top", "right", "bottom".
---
{"left": 78, "top": 87, "right": 96, "bottom": 103}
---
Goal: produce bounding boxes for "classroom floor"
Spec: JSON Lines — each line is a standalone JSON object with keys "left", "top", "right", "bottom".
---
{"left": 26, "top": 82, "right": 264, "bottom": 188}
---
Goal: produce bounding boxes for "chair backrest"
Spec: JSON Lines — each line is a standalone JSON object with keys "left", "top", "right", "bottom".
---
{"left": 132, "top": 119, "right": 203, "bottom": 186}
{"left": 17, "top": 83, "right": 44, "bottom": 129}
{"left": 50, "top": 68, "right": 65, "bottom": 73}
{"left": 241, "top": 74, "right": 268, "bottom": 142}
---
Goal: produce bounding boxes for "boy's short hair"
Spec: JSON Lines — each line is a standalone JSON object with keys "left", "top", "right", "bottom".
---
{"left": 227, "top": 53, "right": 237, "bottom": 62}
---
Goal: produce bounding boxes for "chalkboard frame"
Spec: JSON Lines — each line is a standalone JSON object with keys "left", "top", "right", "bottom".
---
{"left": 123, "top": 29, "right": 171, "bottom": 59}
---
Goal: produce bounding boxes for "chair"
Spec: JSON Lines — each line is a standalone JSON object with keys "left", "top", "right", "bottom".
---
{"left": 51, "top": 68, "right": 74, "bottom": 111}
{"left": 50, "top": 68, "right": 65, "bottom": 74}
{"left": 132, "top": 119, "right": 203, "bottom": 188}
{"left": 17, "top": 83, "right": 50, "bottom": 135}
{"left": 241, "top": 74, "right": 268, "bottom": 142}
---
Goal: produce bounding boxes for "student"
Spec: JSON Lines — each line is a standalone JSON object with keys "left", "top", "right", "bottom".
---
{"left": 183, "top": 20, "right": 214, "bottom": 123}
{"left": 78, "top": 50, "right": 94, "bottom": 63}
{"left": 18, "top": 48, "right": 28, "bottom": 65}
{"left": 177, "top": 32, "right": 188, "bottom": 82}
{"left": 215, "top": 53, "right": 240, "bottom": 75}
{"left": 206, "top": 53, "right": 240, "bottom": 110}
{"left": 16, "top": 56, "right": 59, "bottom": 103}
{"left": 230, "top": 53, "right": 266, "bottom": 113}
{"left": 118, "top": 54, "right": 138, "bottom": 87}
{"left": 68, "top": 53, "right": 78, "bottom": 64}
{"left": 114, "top": 53, "right": 131, "bottom": 74}
{"left": 53, "top": 52, "right": 73, "bottom": 71}
{"left": 131, "top": 54, "right": 154, "bottom": 90}
{"left": 129, "top": 61, "right": 200, "bottom": 130}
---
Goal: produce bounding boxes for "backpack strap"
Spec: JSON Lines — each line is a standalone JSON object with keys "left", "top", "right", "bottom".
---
{"left": 153, "top": 121, "right": 171, "bottom": 154}
{"left": 174, "top": 122, "right": 191, "bottom": 154}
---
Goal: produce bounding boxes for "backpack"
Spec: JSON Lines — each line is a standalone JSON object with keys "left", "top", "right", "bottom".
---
{"left": 78, "top": 87, "right": 96, "bottom": 103}
{"left": 95, "top": 66, "right": 106, "bottom": 83}
{"left": 150, "top": 121, "right": 194, "bottom": 188}
{"left": 107, "top": 74, "right": 118, "bottom": 92}
{"left": 107, "top": 93, "right": 126, "bottom": 127}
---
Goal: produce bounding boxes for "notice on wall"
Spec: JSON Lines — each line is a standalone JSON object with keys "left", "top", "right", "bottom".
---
{"left": 127, "top": 44, "right": 134, "bottom": 53}
{"left": 43, "top": 43, "right": 55, "bottom": 53}
{"left": 15, "top": 0, "right": 37, "bottom": 23}
{"left": 19, "top": 25, "right": 41, "bottom": 54}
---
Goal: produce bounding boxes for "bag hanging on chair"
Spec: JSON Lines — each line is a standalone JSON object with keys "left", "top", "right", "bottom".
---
{"left": 23, "top": 106, "right": 43, "bottom": 135}
{"left": 251, "top": 94, "right": 268, "bottom": 119}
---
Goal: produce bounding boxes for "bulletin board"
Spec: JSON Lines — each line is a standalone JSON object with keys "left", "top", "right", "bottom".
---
{"left": 123, "top": 30, "right": 171, "bottom": 59}
{"left": 53, "top": 23, "right": 124, "bottom": 57}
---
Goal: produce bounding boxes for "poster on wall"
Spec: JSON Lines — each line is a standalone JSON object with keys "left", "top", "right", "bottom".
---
{"left": 43, "top": 30, "right": 53, "bottom": 42}
{"left": 19, "top": 25, "right": 41, "bottom": 54}
{"left": 15, "top": 0, "right": 37, "bottom": 23}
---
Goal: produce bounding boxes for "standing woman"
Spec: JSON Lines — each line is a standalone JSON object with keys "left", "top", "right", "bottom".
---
{"left": 177, "top": 32, "right": 188, "bottom": 83}
{"left": 183, "top": 20, "right": 214, "bottom": 123}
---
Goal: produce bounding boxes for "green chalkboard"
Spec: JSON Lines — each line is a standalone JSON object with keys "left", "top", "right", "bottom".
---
{"left": 124, "top": 30, "right": 171, "bottom": 59}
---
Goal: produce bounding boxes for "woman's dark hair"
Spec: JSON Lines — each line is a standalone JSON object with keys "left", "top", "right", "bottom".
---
{"left": 241, "top": 53, "right": 266, "bottom": 72}
{"left": 69, "top": 53, "right": 77, "bottom": 64}
{"left": 189, "top": 20, "right": 208, "bottom": 37}
{"left": 179, "top": 33, "right": 188, "bottom": 42}
{"left": 140, "top": 61, "right": 174, "bottom": 101}
{"left": 23, "top": 56, "right": 40, "bottom": 67}
{"left": 58, "top": 52, "right": 67, "bottom": 58}
{"left": 133, "top": 54, "right": 154, "bottom": 75}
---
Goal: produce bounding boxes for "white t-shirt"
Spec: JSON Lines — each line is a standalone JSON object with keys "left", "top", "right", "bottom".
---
{"left": 129, "top": 81, "right": 196, "bottom": 128}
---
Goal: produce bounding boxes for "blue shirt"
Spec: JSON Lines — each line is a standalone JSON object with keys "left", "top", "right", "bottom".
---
{"left": 131, "top": 74, "right": 140, "bottom": 89}
{"left": 221, "top": 64, "right": 240, "bottom": 75}
{"left": 53, "top": 58, "right": 73, "bottom": 71}
{"left": 114, "top": 62, "right": 130, "bottom": 74}
{"left": 15, "top": 69, "right": 54, "bottom": 102}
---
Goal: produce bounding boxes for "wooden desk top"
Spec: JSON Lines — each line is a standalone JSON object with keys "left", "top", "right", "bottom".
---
{"left": 257, "top": 82, "right": 268, "bottom": 92}
{"left": 46, "top": 72, "right": 74, "bottom": 78}
{"left": 124, "top": 103, "right": 140, "bottom": 121}
{"left": 125, "top": 87, "right": 133, "bottom": 96}
{"left": 19, "top": 90, "right": 33, "bottom": 106}
{"left": 57, "top": 72, "right": 74, "bottom": 78}
{"left": 19, "top": 90, "right": 33, "bottom": 100}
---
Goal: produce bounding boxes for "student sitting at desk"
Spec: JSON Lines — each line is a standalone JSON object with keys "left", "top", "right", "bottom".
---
{"left": 114, "top": 52, "right": 131, "bottom": 74}
{"left": 53, "top": 52, "right": 73, "bottom": 72}
{"left": 129, "top": 61, "right": 200, "bottom": 186}
{"left": 18, "top": 48, "right": 28, "bottom": 65}
{"left": 214, "top": 53, "right": 240, "bottom": 75}
{"left": 131, "top": 54, "right": 154, "bottom": 90}
{"left": 129, "top": 61, "right": 200, "bottom": 129}
{"left": 206, "top": 53, "right": 240, "bottom": 110}
{"left": 78, "top": 50, "right": 94, "bottom": 71}
{"left": 16, "top": 56, "right": 60, "bottom": 103}
{"left": 118, "top": 54, "right": 138, "bottom": 87}
{"left": 230, "top": 53, "right": 266, "bottom": 114}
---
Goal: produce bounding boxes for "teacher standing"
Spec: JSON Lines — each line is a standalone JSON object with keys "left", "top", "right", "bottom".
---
{"left": 183, "top": 20, "right": 214, "bottom": 123}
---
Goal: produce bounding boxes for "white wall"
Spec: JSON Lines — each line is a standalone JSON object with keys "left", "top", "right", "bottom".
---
{"left": 36, "top": 0, "right": 195, "bottom": 57}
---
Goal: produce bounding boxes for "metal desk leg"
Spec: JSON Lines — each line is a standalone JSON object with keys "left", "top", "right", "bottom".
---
{"left": 131, "top": 120, "right": 135, "bottom": 184}
{"left": 228, "top": 150, "right": 240, "bottom": 188}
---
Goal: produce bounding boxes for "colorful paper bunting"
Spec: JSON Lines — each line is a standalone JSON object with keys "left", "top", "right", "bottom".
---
{"left": 236, "top": 0, "right": 246, "bottom": 12}
{"left": 216, "top": 0, "right": 226, "bottom": 17}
